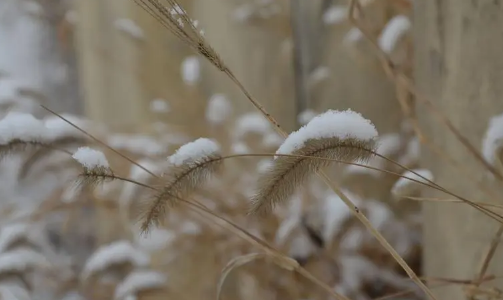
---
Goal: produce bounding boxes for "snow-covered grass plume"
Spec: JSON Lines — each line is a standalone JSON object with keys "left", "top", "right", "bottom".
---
{"left": 114, "top": 270, "right": 166, "bottom": 299}
{"left": 181, "top": 56, "right": 200, "bottom": 86}
{"left": 81, "top": 241, "right": 149, "bottom": 280}
{"left": 72, "top": 147, "right": 110, "bottom": 170}
{"left": 0, "top": 112, "right": 45, "bottom": 144}
{"left": 276, "top": 109, "right": 378, "bottom": 157}
{"left": 378, "top": 15, "right": 411, "bottom": 54}
{"left": 168, "top": 138, "right": 220, "bottom": 167}
{"left": 206, "top": 94, "right": 232, "bottom": 124}
{"left": 322, "top": 5, "right": 347, "bottom": 25}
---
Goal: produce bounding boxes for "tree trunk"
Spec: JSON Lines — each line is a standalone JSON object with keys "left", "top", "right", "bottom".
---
{"left": 414, "top": 2, "right": 503, "bottom": 299}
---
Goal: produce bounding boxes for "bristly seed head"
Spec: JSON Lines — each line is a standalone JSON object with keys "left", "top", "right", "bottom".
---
{"left": 133, "top": 0, "right": 226, "bottom": 70}
{"left": 250, "top": 109, "right": 378, "bottom": 215}
{"left": 138, "top": 138, "right": 223, "bottom": 233}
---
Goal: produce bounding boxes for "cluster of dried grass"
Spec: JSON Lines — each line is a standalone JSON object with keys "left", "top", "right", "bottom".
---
{"left": 0, "top": 0, "right": 502, "bottom": 300}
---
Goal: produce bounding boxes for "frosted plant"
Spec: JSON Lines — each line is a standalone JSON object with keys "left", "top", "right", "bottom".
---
{"left": 276, "top": 110, "right": 377, "bottom": 157}
{"left": 140, "top": 138, "right": 222, "bottom": 232}
{"left": 133, "top": 227, "right": 175, "bottom": 252}
{"left": 0, "top": 223, "right": 50, "bottom": 253}
{"left": 365, "top": 200, "right": 393, "bottom": 231}
{"left": 181, "top": 56, "right": 200, "bottom": 86}
{"left": 231, "top": 142, "right": 250, "bottom": 154}
{"left": 72, "top": 147, "right": 111, "bottom": 177}
{"left": 399, "top": 136, "right": 420, "bottom": 167}
{"left": 378, "top": 15, "right": 411, "bottom": 54}
{"left": 149, "top": 98, "right": 170, "bottom": 113}
{"left": 321, "top": 192, "right": 361, "bottom": 245}
{"left": 234, "top": 112, "right": 271, "bottom": 139}
{"left": 168, "top": 138, "right": 220, "bottom": 166}
{"left": 251, "top": 109, "right": 378, "bottom": 214}
{"left": 343, "top": 27, "right": 364, "bottom": 46}
{"left": 0, "top": 280, "right": 31, "bottom": 300}
{"left": 81, "top": 241, "right": 150, "bottom": 280}
{"left": 391, "top": 169, "right": 434, "bottom": 198}
{"left": 0, "top": 112, "right": 45, "bottom": 144}
{"left": 322, "top": 5, "right": 347, "bottom": 25}
{"left": 206, "top": 94, "right": 232, "bottom": 124}
{"left": 114, "top": 270, "right": 166, "bottom": 300}
{"left": 114, "top": 19, "right": 144, "bottom": 40}
{"left": 307, "top": 67, "right": 331, "bottom": 89}
{"left": 42, "top": 114, "right": 87, "bottom": 141}
{"left": 0, "top": 248, "right": 51, "bottom": 274}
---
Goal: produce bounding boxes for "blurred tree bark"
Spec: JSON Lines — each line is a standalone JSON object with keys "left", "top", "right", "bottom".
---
{"left": 414, "top": 1, "right": 503, "bottom": 299}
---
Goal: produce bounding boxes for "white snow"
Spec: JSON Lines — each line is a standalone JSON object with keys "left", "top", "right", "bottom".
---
{"left": 378, "top": 15, "right": 411, "bottom": 54}
{"left": 206, "top": 94, "right": 232, "bottom": 124}
{"left": 399, "top": 136, "right": 420, "bottom": 166}
{"left": 149, "top": 98, "right": 170, "bottom": 113}
{"left": 339, "top": 227, "right": 364, "bottom": 251}
{"left": 365, "top": 200, "right": 392, "bottom": 231}
{"left": 168, "top": 138, "right": 220, "bottom": 166}
{"left": 170, "top": 4, "right": 185, "bottom": 16}
{"left": 114, "top": 18, "right": 144, "bottom": 40}
{"left": 307, "top": 67, "right": 331, "bottom": 88}
{"left": 322, "top": 192, "right": 360, "bottom": 244}
{"left": 72, "top": 147, "right": 110, "bottom": 170}
{"left": 482, "top": 113, "right": 503, "bottom": 167}
{"left": 0, "top": 248, "right": 50, "bottom": 274}
{"left": 0, "top": 112, "right": 45, "bottom": 144}
{"left": 343, "top": 27, "right": 363, "bottom": 45}
{"left": 234, "top": 112, "right": 271, "bottom": 137}
{"left": 391, "top": 169, "right": 433, "bottom": 197}
{"left": 0, "top": 223, "right": 30, "bottom": 252}
{"left": 0, "top": 281, "right": 31, "bottom": 300}
{"left": 81, "top": 241, "right": 150, "bottom": 280}
{"left": 181, "top": 56, "right": 200, "bottom": 86}
{"left": 43, "top": 114, "right": 86, "bottom": 141}
{"left": 114, "top": 270, "right": 166, "bottom": 300}
{"left": 134, "top": 227, "right": 175, "bottom": 252}
{"left": 276, "top": 109, "right": 378, "bottom": 157}
{"left": 231, "top": 142, "right": 250, "bottom": 154}
{"left": 288, "top": 233, "right": 316, "bottom": 259}
{"left": 322, "top": 5, "right": 347, "bottom": 25}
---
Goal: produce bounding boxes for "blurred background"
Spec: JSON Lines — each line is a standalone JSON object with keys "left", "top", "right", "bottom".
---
{"left": 0, "top": 0, "right": 502, "bottom": 299}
